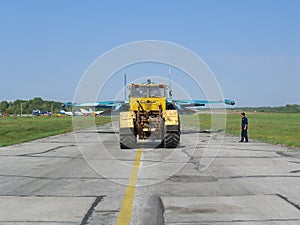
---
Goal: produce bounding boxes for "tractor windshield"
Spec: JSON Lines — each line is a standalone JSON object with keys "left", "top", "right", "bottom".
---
{"left": 131, "top": 86, "right": 147, "bottom": 98}
{"left": 149, "top": 86, "right": 165, "bottom": 97}
{"left": 131, "top": 85, "right": 166, "bottom": 98}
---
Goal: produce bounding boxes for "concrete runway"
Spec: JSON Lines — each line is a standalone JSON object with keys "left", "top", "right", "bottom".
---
{"left": 0, "top": 121, "right": 300, "bottom": 224}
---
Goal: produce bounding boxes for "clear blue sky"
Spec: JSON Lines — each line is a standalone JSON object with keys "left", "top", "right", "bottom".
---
{"left": 0, "top": 0, "right": 299, "bottom": 106}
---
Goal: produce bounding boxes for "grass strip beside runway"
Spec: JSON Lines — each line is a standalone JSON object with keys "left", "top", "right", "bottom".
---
{"left": 226, "top": 113, "right": 300, "bottom": 148}
{"left": 181, "top": 112, "right": 300, "bottom": 148}
{"left": 0, "top": 116, "right": 113, "bottom": 147}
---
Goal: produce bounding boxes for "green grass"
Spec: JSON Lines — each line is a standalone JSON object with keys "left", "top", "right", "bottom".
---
{"left": 226, "top": 113, "right": 300, "bottom": 148}
{"left": 181, "top": 113, "right": 300, "bottom": 148}
{"left": 180, "top": 114, "right": 226, "bottom": 131}
{"left": 0, "top": 116, "right": 114, "bottom": 147}
{"left": 1, "top": 113, "right": 299, "bottom": 148}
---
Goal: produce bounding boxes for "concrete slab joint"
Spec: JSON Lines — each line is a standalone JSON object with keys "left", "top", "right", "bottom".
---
{"left": 161, "top": 195, "right": 300, "bottom": 224}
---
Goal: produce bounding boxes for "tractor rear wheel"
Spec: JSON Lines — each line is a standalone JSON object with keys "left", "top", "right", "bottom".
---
{"left": 164, "top": 132, "right": 180, "bottom": 148}
{"left": 120, "top": 134, "right": 137, "bottom": 149}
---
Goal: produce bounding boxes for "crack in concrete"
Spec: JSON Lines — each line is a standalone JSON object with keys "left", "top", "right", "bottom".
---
{"left": 80, "top": 196, "right": 105, "bottom": 225}
{"left": 0, "top": 194, "right": 104, "bottom": 197}
{"left": 182, "top": 149, "right": 203, "bottom": 171}
{"left": 165, "top": 219, "right": 300, "bottom": 224}
{"left": 277, "top": 194, "right": 300, "bottom": 211}
{"left": 19, "top": 145, "right": 76, "bottom": 157}
{"left": 219, "top": 175, "right": 300, "bottom": 179}
{"left": 0, "top": 220, "right": 76, "bottom": 224}
{"left": 289, "top": 161, "right": 300, "bottom": 164}
{"left": 0, "top": 174, "right": 164, "bottom": 181}
{"left": 0, "top": 174, "right": 102, "bottom": 180}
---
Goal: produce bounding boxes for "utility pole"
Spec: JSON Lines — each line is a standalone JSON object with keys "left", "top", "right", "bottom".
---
{"left": 168, "top": 67, "right": 173, "bottom": 100}
{"left": 20, "top": 103, "right": 22, "bottom": 117}
{"left": 124, "top": 73, "right": 127, "bottom": 101}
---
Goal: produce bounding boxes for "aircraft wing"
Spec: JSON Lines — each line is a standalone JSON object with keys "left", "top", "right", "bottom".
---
{"left": 62, "top": 101, "right": 126, "bottom": 111}
{"left": 170, "top": 99, "right": 235, "bottom": 110}
{"left": 63, "top": 99, "right": 234, "bottom": 112}
{"left": 74, "top": 101, "right": 124, "bottom": 108}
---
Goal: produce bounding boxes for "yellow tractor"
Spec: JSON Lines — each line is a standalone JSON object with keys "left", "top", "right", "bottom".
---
{"left": 119, "top": 79, "right": 180, "bottom": 148}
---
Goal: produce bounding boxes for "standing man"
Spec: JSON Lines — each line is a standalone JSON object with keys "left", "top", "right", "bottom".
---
{"left": 239, "top": 112, "right": 248, "bottom": 142}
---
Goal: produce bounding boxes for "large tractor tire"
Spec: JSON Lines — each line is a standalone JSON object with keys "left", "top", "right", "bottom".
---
{"left": 164, "top": 132, "right": 180, "bottom": 148}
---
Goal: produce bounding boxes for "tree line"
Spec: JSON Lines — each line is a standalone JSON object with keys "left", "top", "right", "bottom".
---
{"left": 0, "top": 97, "right": 62, "bottom": 115}
{"left": 1, "top": 98, "right": 299, "bottom": 115}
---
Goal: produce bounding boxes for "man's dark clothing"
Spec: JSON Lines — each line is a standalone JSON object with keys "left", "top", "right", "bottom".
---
{"left": 240, "top": 116, "right": 248, "bottom": 142}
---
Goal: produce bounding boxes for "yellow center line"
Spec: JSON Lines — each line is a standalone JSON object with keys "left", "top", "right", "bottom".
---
{"left": 116, "top": 148, "right": 143, "bottom": 225}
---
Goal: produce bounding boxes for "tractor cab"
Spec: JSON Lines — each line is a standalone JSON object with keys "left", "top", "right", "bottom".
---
{"left": 129, "top": 80, "right": 167, "bottom": 111}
